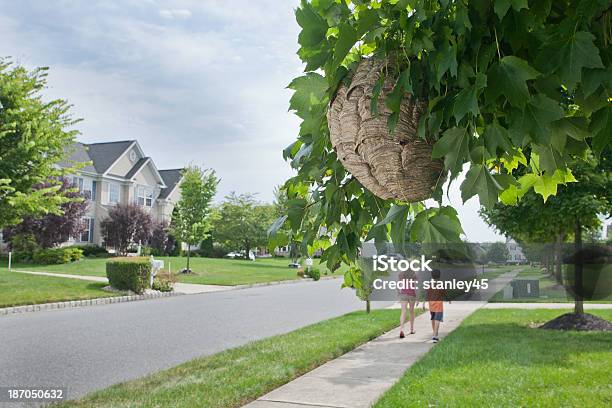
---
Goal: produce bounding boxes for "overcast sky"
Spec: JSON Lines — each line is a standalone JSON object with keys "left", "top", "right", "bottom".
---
{"left": 0, "top": 0, "right": 507, "bottom": 242}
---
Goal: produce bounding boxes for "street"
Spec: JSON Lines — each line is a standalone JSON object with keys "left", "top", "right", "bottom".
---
{"left": 0, "top": 279, "right": 382, "bottom": 402}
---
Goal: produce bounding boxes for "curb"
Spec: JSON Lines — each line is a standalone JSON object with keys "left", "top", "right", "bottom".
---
{"left": 0, "top": 291, "right": 182, "bottom": 316}
{"left": 232, "top": 274, "right": 341, "bottom": 290}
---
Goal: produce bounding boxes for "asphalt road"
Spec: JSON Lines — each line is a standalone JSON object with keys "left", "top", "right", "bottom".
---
{"left": 0, "top": 279, "right": 387, "bottom": 403}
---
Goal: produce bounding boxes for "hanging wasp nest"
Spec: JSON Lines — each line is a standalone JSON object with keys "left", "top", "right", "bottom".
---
{"left": 328, "top": 57, "right": 444, "bottom": 202}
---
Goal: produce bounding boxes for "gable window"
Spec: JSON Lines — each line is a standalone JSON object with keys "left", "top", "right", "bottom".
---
{"left": 109, "top": 183, "right": 121, "bottom": 204}
{"left": 78, "top": 218, "right": 94, "bottom": 243}
{"left": 72, "top": 176, "right": 94, "bottom": 200}
{"left": 136, "top": 185, "right": 153, "bottom": 207}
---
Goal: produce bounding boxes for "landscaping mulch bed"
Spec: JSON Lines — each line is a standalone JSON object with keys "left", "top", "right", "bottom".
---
{"left": 539, "top": 313, "right": 612, "bottom": 331}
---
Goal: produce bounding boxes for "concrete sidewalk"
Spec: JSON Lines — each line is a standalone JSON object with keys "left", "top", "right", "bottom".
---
{"left": 245, "top": 269, "right": 522, "bottom": 408}
{"left": 245, "top": 301, "right": 485, "bottom": 408}
{"left": 11, "top": 270, "right": 231, "bottom": 294}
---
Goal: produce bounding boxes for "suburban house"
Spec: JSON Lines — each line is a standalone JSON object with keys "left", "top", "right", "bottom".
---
{"left": 506, "top": 238, "right": 527, "bottom": 264}
{"left": 58, "top": 140, "right": 183, "bottom": 247}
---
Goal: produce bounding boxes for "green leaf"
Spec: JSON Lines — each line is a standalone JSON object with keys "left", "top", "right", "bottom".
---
{"left": 589, "top": 107, "right": 612, "bottom": 157}
{"left": 287, "top": 198, "right": 307, "bottom": 232}
{"left": 494, "top": 0, "right": 528, "bottom": 19}
{"left": 434, "top": 41, "right": 457, "bottom": 82}
{"left": 287, "top": 73, "right": 328, "bottom": 117}
{"left": 431, "top": 127, "right": 469, "bottom": 177}
{"left": 331, "top": 23, "right": 357, "bottom": 71}
{"left": 533, "top": 173, "right": 560, "bottom": 202}
{"left": 487, "top": 56, "right": 539, "bottom": 108}
{"left": 267, "top": 215, "right": 288, "bottom": 238}
{"left": 532, "top": 144, "right": 566, "bottom": 174}
{"left": 521, "top": 94, "right": 564, "bottom": 144}
{"left": 296, "top": 3, "right": 328, "bottom": 47}
{"left": 356, "top": 8, "right": 379, "bottom": 37}
{"left": 483, "top": 122, "right": 512, "bottom": 156}
{"left": 410, "top": 209, "right": 462, "bottom": 243}
{"left": 460, "top": 164, "right": 502, "bottom": 208}
{"left": 453, "top": 85, "right": 478, "bottom": 123}
{"left": 539, "top": 31, "right": 604, "bottom": 90}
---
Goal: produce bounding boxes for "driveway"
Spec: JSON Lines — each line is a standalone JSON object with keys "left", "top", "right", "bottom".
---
{"left": 0, "top": 278, "right": 386, "bottom": 402}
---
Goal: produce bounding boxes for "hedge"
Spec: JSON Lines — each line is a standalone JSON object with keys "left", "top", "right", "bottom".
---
{"left": 32, "top": 247, "right": 83, "bottom": 264}
{"left": 106, "top": 257, "right": 151, "bottom": 294}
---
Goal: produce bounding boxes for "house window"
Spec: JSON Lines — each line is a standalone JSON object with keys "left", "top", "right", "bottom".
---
{"left": 109, "top": 183, "right": 121, "bottom": 204}
{"left": 136, "top": 185, "right": 153, "bottom": 207}
{"left": 78, "top": 218, "right": 94, "bottom": 243}
{"left": 72, "top": 176, "right": 94, "bottom": 200}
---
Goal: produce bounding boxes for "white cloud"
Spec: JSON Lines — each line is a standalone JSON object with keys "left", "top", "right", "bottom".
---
{"left": 158, "top": 8, "right": 192, "bottom": 19}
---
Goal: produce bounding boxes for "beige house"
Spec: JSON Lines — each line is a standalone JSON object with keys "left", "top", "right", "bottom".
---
{"left": 59, "top": 140, "right": 183, "bottom": 246}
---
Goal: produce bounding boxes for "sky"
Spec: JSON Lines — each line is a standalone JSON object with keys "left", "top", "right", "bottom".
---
{"left": 0, "top": 0, "right": 507, "bottom": 242}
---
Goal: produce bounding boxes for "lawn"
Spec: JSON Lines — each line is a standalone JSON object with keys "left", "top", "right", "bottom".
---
{"left": 374, "top": 308, "right": 612, "bottom": 407}
{"left": 5, "top": 256, "right": 344, "bottom": 286}
{"left": 0, "top": 268, "right": 121, "bottom": 308}
{"left": 60, "top": 309, "right": 407, "bottom": 408}
{"left": 489, "top": 266, "right": 612, "bottom": 303}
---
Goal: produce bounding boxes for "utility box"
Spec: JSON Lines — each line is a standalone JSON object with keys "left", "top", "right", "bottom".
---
{"left": 503, "top": 285, "right": 514, "bottom": 300}
{"left": 511, "top": 279, "right": 540, "bottom": 298}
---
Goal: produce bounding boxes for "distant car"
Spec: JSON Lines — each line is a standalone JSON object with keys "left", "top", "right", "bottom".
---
{"left": 225, "top": 251, "right": 256, "bottom": 261}
{"left": 288, "top": 262, "right": 300, "bottom": 268}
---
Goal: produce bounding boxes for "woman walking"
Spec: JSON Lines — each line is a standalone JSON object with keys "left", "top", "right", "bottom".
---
{"left": 398, "top": 269, "right": 418, "bottom": 338}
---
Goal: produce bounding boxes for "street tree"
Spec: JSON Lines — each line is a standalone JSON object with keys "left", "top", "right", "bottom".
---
{"left": 480, "top": 152, "right": 611, "bottom": 314}
{"left": 170, "top": 166, "right": 218, "bottom": 272}
{"left": 486, "top": 242, "right": 509, "bottom": 264}
{"left": 214, "top": 193, "right": 276, "bottom": 260}
{"left": 0, "top": 60, "right": 81, "bottom": 228}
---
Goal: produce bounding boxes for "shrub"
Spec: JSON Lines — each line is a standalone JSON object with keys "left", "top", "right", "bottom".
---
{"left": 307, "top": 267, "right": 321, "bottom": 281}
{"left": 297, "top": 268, "right": 305, "bottom": 278}
{"left": 9, "top": 233, "right": 40, "bottom": 261}
{"left": 106, "top": 257, "right": 151, "bottom": 294}
{"left": 152, "top": 275, "right": 175, "bottom": 292}
{"left": 32, "top": 247, "right": 82, "bottom": 264}
{"left": 71, "top": 245, "right": 109, "bottom": 257}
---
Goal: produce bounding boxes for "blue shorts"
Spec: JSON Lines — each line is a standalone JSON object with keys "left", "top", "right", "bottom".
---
{"left": 430, "top": 312, "right": 443, "bottom": 322}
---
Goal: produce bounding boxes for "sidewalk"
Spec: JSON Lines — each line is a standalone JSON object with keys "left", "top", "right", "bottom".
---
{"left": 245, "top": 270, "right": 521, "bottom": 408}
{"left": 246, "top": 302, "right": 485, "bottom": 408}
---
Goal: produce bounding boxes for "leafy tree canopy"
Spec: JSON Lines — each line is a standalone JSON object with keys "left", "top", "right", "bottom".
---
{"left": 101, "top": 204, "right": 154, "bottom": 256}
{"left": 480, "top": 150, "right": 611, "bottom": 244}
{"left": 214, "top": 192, "right": 277, "bottom": 260}
{"left": 0, "top": 60, "right": 81, "bottom": 228}
{"left": 170, "top": 166, "right": 218, "bottom": 269}
{"left": 2, "top": 178, "right": 88, "bottom": 248}
{"left": 279, "top": 0, "right": 611, "bottom": 271}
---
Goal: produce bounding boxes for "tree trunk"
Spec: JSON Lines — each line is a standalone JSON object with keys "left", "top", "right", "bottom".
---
{"left": 554, "top": 234, "right": 563, "bottom": 283}
{"left": 186, "top": 245, "right": 191, "bottom": 272}
{"left": 366, "top": 300, "right": 371, "bottom": 314}
{"left": 574, "top": 220, "right": 584, "bottom": 315}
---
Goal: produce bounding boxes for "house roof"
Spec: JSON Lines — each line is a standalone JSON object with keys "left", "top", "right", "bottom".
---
{"left": 125, "top": 157, "right": 150, "bottom": 179}
{"left": 59, "top": 142, "right": 97, "bottom": 173}
{"left": 86, "top": 140, "right": 135, "bottom": 174}
{"left": 158, "top": 169, "right": 183, "bottom": 199}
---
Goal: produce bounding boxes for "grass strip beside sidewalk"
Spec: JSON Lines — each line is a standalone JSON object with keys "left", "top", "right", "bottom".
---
{"left": 0, "top": 268, "right": 120, "bottom": 308}
{"left": 61, "top": 309, "right": 408, "bottom": 408}
{"left": 374, "top": 308, "right": 612, "bottom": 407}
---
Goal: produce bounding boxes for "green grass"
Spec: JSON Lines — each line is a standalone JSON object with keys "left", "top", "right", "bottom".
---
{"left": 0, "top": 268, "right": 121, "bottom": 308}
{"left": 374, "top": 308, "right": 612, "bottom": 407}
{"left": 60, "top": 309, "right": 408, "bottom": 408}
{"left": 489, "top": 266, "right": 612, "bottom": 303}
{"left": 4, "top": 257, "right": 344, "bottom": 286}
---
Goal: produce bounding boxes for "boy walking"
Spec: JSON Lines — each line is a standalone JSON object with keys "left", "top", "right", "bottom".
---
{"left": 425, "top": 269, "right": 447, "bottom": 343}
